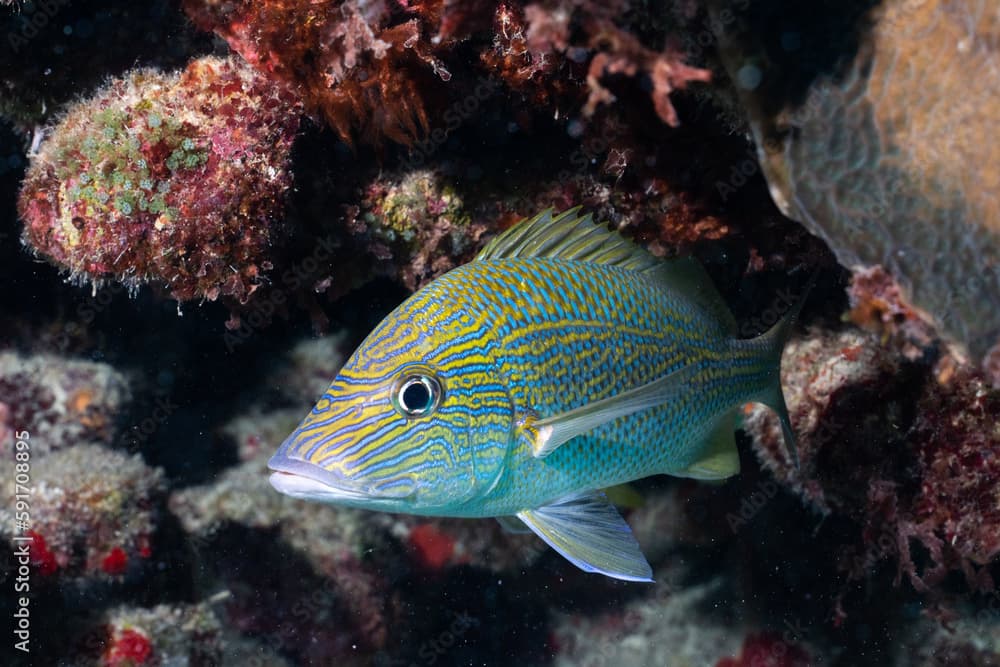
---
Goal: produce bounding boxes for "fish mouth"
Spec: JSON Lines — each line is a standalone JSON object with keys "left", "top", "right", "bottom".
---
{"left": 267, "top": 455, "right": 374, "bottom": 502}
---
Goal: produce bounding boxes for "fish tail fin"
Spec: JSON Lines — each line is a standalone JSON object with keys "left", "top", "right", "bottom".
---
{"left": 750, "top": 271, "right": 818, "bottom": 469}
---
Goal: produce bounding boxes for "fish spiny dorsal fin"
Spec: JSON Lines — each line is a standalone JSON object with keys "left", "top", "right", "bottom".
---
{"left": 476, "top": 207, "right": 662, "bottom": 275}
{"left": 478, "top": 208, "right": 737, "bottom": 335}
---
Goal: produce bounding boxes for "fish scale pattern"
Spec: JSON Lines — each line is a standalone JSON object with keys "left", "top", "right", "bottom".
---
{"left": 274, "top": 252, "right": 777, "bottom": 518}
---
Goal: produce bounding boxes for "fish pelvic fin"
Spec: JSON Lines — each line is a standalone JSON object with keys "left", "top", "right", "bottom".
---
{"left": 747, "top": 272, "right": 818, "bottom": 470}
{"left": 517, "top": 491, "right": 653, "bottom": 582}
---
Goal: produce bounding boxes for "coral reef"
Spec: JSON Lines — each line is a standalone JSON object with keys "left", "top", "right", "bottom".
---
{"left": 0, "top": 444, "right": 164, "bottom": 580}
{"left": 181, "top": 0, "right": 449, "bottom": 148}
{"left": 3, "top": 1, "right": 1000, "bottom": 665}
{"left": 0, "top": 350, "right": 131, "bottom": 456}
{"left": 551, "top": 564, "right": 745, "bottom": 666}
{"left": 350, "top": 169, "right": 492, "bottom": 289}
{"left": 18, "top": 56, "right": 301, "bottom": 303}
{"left": 90, "top": 599, "right": 224, "bottom": 667}
{"left": 745, "top": 323, "right": 1000, "bottom": 593}
{"left": 710, "top": 0, "right": 1000, "bottom": 360}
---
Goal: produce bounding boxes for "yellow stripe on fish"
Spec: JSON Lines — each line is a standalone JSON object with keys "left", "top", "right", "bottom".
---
{"left": 269, "top": 208, "right": 805, "bottom": 581}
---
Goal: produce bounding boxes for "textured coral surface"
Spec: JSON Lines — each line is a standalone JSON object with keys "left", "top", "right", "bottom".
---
{"left": 713, "top": 0, "right": 1000, "bottom": 359}
{"left": 18, "top": 56, "right": 301, "bottom": 302}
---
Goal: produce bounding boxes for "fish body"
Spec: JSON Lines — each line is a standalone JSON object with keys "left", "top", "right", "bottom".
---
{"left": 269, "top": 209, "right": 799, "bottom": 580}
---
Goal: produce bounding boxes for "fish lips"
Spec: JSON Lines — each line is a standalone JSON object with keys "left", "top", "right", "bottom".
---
{"left": 267, "top": 451, "right": 418, "bottom": 503}
{"left": 267, "top": 455, "right": 376, "bottom": 503}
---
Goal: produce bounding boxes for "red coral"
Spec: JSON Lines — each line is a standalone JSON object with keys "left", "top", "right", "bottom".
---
{"left": 716, "top": 633, "right": 812, "bottom": 667}
{"left": 101, "top": 547, "right": 129, "bottom": 575}
{"left": 28, "top": 530, "right": 59, "bottom": 576}
{"left": 409, "top": 523, "right": 456, "bottom": 570}
{"left": 182, "top": 0, "right": 449, "bottom": 147}
{"left": 103, "top": 628, "right": 153, "bottom": 667}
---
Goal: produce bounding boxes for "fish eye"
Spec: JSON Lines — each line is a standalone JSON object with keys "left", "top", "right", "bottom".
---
{"left": 392, "top": 372, "right": 442, "bottom": 418}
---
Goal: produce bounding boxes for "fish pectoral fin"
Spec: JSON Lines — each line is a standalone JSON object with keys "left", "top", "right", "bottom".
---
{"left": 496, "top": 515, "right": 532, "bottom": 534}
{"left": 517, "top": 491, "right": 654, "bottom": 582}
{"left": 529, "top": 364, "right": 697, "bottom": 458}
{"left": 672, "top": 410, "right": 740, "bottom": 480}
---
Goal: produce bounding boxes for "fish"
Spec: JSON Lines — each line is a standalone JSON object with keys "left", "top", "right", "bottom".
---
{"left": 268, "top": 208, "right": 802, "bottom": 581}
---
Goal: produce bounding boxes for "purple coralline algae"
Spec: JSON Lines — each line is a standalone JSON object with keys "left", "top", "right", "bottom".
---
{"left": 745, "top": 322, "right": 1000, "bottom": 593}
{"left": 18, "top": 56, "right": 301, "bottom": 303}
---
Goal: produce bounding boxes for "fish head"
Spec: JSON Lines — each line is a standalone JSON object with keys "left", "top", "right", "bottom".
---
{"left": 269, "top": 287, "right": 515, "bottom": 514}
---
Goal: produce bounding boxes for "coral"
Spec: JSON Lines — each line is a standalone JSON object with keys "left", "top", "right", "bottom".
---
{"left": 478, "top": 1, "right": 582, "bottom": 108}
{"left": 103, "top": 628, "right": 153, "bottom": 667}
{"left": 83, "top": 599, "right": 225, "bottom": 667}
{"left": 168, "top": 452, "right": 394, "bottom": 661}
{"left": 895, "top": 605, "right": 1000, "bottom": 666}
{"left": 716, "top": 633, "right": 812, "bottom": 667}
{"left": 552, "top": 564, "right": 746, "bottom": 666}
{"left": 18, "top": 56, "right": 301, "bottom": 303}
{"left": 713, "top": 0, "right": 1000, "bottom": 360}
{"left": 847, "top": 265, "right": 940, "bottom": 362}
{"left": 0, "top": 351, "right": 131, "bottom": 457}
{"left": 182, "top": 0, "right": 449, "bottom": 147}
{"left": 0, "top": 444, "right": 164, "bottom": 579}
{"left": 350, "top": 169, "right": 492, "bottom": 289}
{"left": 746, "top": 325, "right": 1000, "bottom": 592}
{"left": 582, "top": 20, "right": 712, "bottom": 127}
{"left": 514, "top": 0, "right": 712, "bottom": 126}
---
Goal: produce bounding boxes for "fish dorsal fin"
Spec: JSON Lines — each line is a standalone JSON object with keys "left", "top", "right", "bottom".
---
{"left": 524, "top": 363, "right": 698, "bottom": 458}
{"left": 654, "top": 257, "right": 738, "bottom": 336}
{"left": 517, "top": 491, "right": 653, "bottom": 582}
{"left": 478, "top": 208, "right": 737, "bottom": 335}
{"left": 476, "top": 208, "right": 663, "bottom": 275}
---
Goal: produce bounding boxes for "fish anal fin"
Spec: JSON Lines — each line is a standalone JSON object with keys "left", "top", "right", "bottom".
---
{"left": 496, "top": 515, "right": 532, "bottom": 534}
{"left": 673, "top": 410, "right": 740, "bottom": 480}
{"left": 517, "top": 491, "right": 653, "bottom": 582}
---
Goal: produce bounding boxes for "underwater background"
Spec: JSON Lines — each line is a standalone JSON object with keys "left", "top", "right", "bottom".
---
{"left": 1, "top": 0, "right": 999, "bottom": 665}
